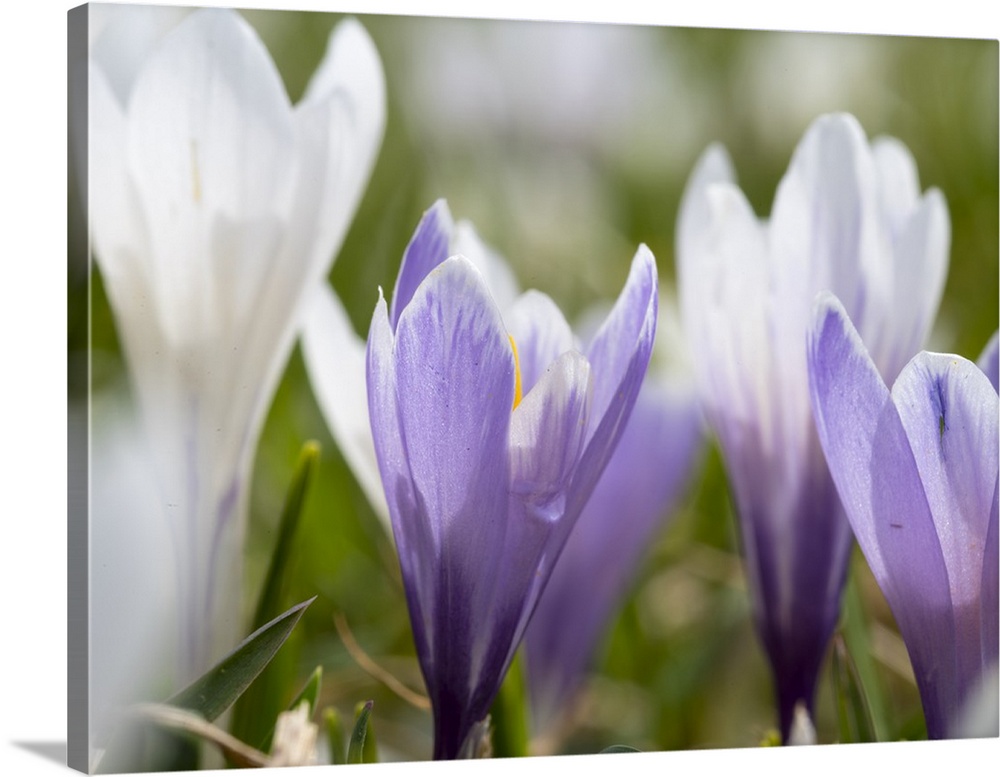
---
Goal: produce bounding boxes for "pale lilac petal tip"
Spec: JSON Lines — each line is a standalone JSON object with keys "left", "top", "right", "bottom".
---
{"left": 390, "top": 199, "right": 456, "bottom": 328}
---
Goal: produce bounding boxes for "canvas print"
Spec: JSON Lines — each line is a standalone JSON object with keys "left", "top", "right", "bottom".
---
{"left": 67, "top": 2, "right": 999, "bottom": 773}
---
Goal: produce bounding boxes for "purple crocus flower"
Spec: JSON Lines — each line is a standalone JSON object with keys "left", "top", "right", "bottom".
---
{"left": 808, "top": 294, "right": 998, "bottom": 739}
{"left": 523, "top": 336, "right": 701, "bottom": 733}
{"left": 365, "top": 201, "right": 658, "bottom": 759}
{"left": 675, "top": 112, "right": 950, "bottom": 738}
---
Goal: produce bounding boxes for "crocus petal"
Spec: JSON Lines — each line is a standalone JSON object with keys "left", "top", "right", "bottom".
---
{"left": 874, "top": 189, "right": 949, "bottom": 381}
{"left": 388, "top": 256, "right": 525, "bottom": 758}
{"left": 691, "top": 182, "right": 772, "bottom": 437}
{"left": 88, "top": 64, "right": 145, "bottom": 298}
{"left": 125, "top": 9, "right": 297, "bottom": 349}
{"left": 807, "top": 294, "right": 956, "bottom": 737}
{"left": 452, "top": 220, "right": 521, "bottom": 313}
{"left": 675, "top": 142, "right": 735, "bottom": 269}
{"left": 504, "top": 290, "right": 577, "bottom": 395}
{"left": 584, "top": 244, "right": 658, "bottom": 439}
{"left": 526, "top": 376, "right": 701, "bottom": 728}
{"left": 394, "top": 257, "right": 515, "bottom": 541}
{"left": 292, "top": 18, "right": 386, "bottom": 276}
{"left": 509, "top": 350, "right": 592, "bottom": 512}
{"left": 90, "top": 4, "right": 191, "bottom": 106}
{"left": 871, "top": 136, "right": 921, "bottom": 233}
{"left": 892, "top": 351, "right": 999, "bottom": 688}
{"left": 978, "top": 331, "right": 999, "bottom": 392}
{"left": 770, "top": 114, "right": 878, "bottom": 336}
{"left": 570, "top": 245, "right": 658, "bottom": 525}
{"left": 301, "top": 284, "right": 389, "bottom": 524}
{"left": 390, "top": 200, "right": 456, "bottom": 328}
{"left": 393, "top": 256, "right": 514, "bottom": 667}
{"left": 982, "top": 485, "right": 999, "bottom": 672}
{"left": 389, "top": 202, "right": 519, "bottom": 332}
{"left": 858, "top": 136, "right": 951, "bottom": 384}
{"left": 302, "top": 18, "right": 385, "bottom": 132}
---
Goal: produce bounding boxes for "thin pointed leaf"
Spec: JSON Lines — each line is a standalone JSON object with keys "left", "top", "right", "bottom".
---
{"left": 488, "top": 649, "right": 529, "bottom": 757}
{"left": 287, "top": 666, "right": 322, "bottom": 719}
{"left": 600, "top": 745, "right": 641, "bottom": 753}
{"left": 259, "top": 666, "right": 323, "bottom": 752}
{"left": 232, "top": 442, "right": 320, "bottom": 745}
{"left": 831, "top": 633, "right": 878, "bottom": 743}
{"left": 167, "top": 597, "right": 316, "bottom": 722}
{"left": 324, "top": 707, "right": 346, "bottom": 765}
{"left": 359, "top": 700, "right": 378, "bottom": 763}
{"left": 252, "top": 441, "right": 320, "bottom": 629}
{"left": 348, "top": 701, "right": 374, "bottom": 764}
{"left": 840, "top": 559, "right": 888, "bottom": 739}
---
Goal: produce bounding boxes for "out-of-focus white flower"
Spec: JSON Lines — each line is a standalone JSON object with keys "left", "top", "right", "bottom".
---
{"left": 676, "top": 112, "right": 949, "bottom": 739}
{"left": 87, "top": 390, "right": 174, "bottom": 767}
{"left": 88, "top": 7, "right": 385, "bottom": 683}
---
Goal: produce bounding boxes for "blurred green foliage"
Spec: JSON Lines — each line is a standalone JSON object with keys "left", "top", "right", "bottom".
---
{"left": 68, "top": 7, "right": 997, "bottom": 763}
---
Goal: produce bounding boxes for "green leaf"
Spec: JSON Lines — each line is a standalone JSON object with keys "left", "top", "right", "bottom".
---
{"left": 831, "top": 633, "right": 878, "bottom": 743}
{"left": 231, "top": 441, "right": 319, "bottom": 745}
{"left": 600, "top": 745, "right": 641, "bottom": 753}
{"left": 167, "top": 596, "right": 315, "bottom": 722}
{"left": 323, "top": 707, "right": 346, "bottom": 765}
{"left": 488, "top": 649, "right": 529, "bottom": 757}
{"left": 251, "top": 440, "right": 320, "bottom": 630}
{"left": 348, "top": 701, "right": 375, "bottom": 764}
{"left": 259, "top": 666, "right": 323, "bottom": 753}
{"left": 839, "top": 556, "right": 887, "bottom": 739}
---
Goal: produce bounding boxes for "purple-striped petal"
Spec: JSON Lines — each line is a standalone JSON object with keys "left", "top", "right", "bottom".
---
{"left": 390, "top": 200, "right": 455, "bottom": 328}
{"left": 505, "top": 290, "right": 577, "bottom": 395}
{"left": 391, "top": 256, "right": 517, "bottom": 752}
{"left": 807, "top": 294, "right": 957, "bottom": 737}
{"left": 394, "top": 257, "right": 514, "bottom": 541}
{"left": 892, "top": 351, "right": 999, "bottom": 696}
{"left": 508, "top": 350, "right": 592, "bottom": 514}
{"left": 584, "top": 245, "right": 658, "bottom": 441}
{"left": 570, "top": 245, "right": 658, "bottom": 530}
{"left": 525, "top": 377, "right": 701, "bottom": 729}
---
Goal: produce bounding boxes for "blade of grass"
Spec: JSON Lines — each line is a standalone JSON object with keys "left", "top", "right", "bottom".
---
{"left": 347, "top": 701, "right": 375, "bottom": 764}
{"left": 831, "top": 633, "right": 878, "bottom": 743}
{"left": 488, "top": 649, "right": 529, "bottom": 757}
{"left": 323, "top": 707, "right": 346, "bottom": 765}
{"left": 252, "top": 441, "right": 320, "bottom": 630}
{"left": 231, "top": 441, "right": 319, "bottom": 745}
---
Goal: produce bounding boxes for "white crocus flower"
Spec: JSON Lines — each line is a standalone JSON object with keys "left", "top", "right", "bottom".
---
{"left": 675, "top": 112, "right": 949, "bottom": 739}
{"left": 89, "top": 7, "right": 385, "bottom": 683}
